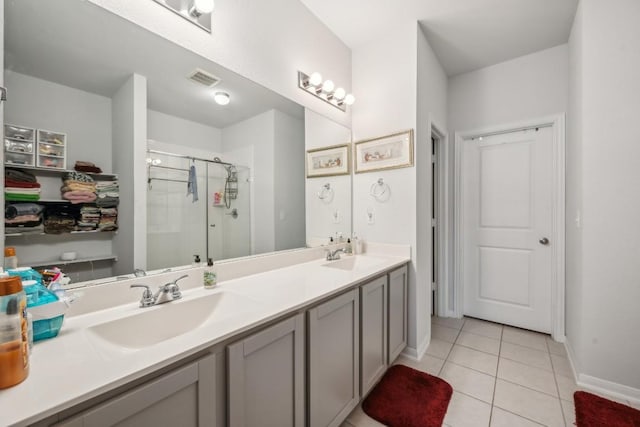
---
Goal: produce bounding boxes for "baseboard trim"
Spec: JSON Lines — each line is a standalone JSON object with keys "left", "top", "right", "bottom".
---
{"left": 401, "top": 333, "right": 430, "bottom": 361}
{"left": 565, "top": 339, "right": 640, "bottom": 404}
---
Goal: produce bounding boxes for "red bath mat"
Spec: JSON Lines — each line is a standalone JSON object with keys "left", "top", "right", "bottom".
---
{"left": 362, "top": 364, "right": 453, "bottom": 427}
{"left": 574, "top": 391, "right": 640, "bottom": 427}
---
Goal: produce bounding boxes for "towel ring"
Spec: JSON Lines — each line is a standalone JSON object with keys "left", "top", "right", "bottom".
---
{"left": 370, "top": 178, "right": 390, "bottom": 202}
{"left": 317, "top": 183, "right": 334, "bottom": 203}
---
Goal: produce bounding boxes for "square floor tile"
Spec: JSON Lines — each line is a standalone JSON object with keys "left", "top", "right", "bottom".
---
{"left": 494, "top": 379, "right": 564, "bottom": 427}
{"left": 433, "top": 316, "right": 466, "bottom": 330}
{"left": 551, "top": 353, "right": 574, "bottom": 379}
{"left": 462, "top": 318, "right": 503, "bottom": 340}
{"left": 394, "top": 354, "right": 445, "bottom": 376}
{"left": 560, "top": 399, "right": 576, "bottom": 427}
{"left": 444, "top": 391, "right": 492, "bottom": 427}
{"left": 500, "top": 342, "right": 552, "bottom": 371}
{"left": 555, "top": 373, "right": 578, "bottom": 401}
{"left": 546, "top": 338, "right": 567, "bottom": 357}
{"left": 457, "top": 331, "right": 501, "bottom": 355}
{"left": 448, "top": 345, "right": 499, "bottom": 376}
{"left": 433, "top": 324, "right": 461, "bottom": 343}
{"left": 426, "top": 337, "right": 454, "bottom": 359}
{"left": 346, "top": 404, "right": 386, "bottom": 426}
{"left": 502, "top": 327, "right": 548, "bottom": 351}
{"left": 490, "top": 407, "right": 543, "bottom": 427}
{"left": 440, "top": 362, "right": 496, "bottom": 403}
{"left": 497, "top": 358, "right": 557, "bottom": 397}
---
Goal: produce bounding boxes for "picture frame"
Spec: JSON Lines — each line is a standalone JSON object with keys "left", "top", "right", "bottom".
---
{"left": 306, "top": 143, "right": 351, "bottom": 178}
{"left": 354, "top": 129, "right": 414, "bottom": 173}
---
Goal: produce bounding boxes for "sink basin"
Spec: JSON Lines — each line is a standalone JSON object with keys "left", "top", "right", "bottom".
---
{"left": 322, "top": 256, "right": 387, "bottom": 272}
{"left": 88, "top": 291, "right": 257, "bottom": 350}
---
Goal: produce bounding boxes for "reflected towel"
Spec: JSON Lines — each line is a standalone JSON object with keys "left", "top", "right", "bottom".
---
{"left": 187, "top": 164, "right": 198, "bottom": 202}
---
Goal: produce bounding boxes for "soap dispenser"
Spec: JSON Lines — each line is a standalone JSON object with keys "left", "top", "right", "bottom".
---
{"left": 203, "top": 258, "right": 217, "bottom": 289}
{"left": 345, "top": 238, "right": 353, "bottom": 255}
{"left": 192, "top": 255, "right": 201, "bottom": 267}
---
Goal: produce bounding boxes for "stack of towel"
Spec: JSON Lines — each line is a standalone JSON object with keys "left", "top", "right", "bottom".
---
{"left": 98, "top": 207, "right": 118, "bottom": 231}
{"left": 43, "top": 205, "right": 78, "bottom": 234}
{"left": 95, "top": 180, "right": 119, "bottom": 207}
{"left": 61, "top": 171, "right": 96, "bottom": 204}
{"left": 78, "top": 205, "right": 101, "bottom": 231}
{"left": 5, "top": 169, "right": 41, "bottom": 201}
{"left": 5, "top": 203, "right": 44, "bottom": 234}
{"left": 74, "top": 160, "right": 102, "bottom": 174}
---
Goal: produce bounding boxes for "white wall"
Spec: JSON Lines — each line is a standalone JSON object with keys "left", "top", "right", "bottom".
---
{"left": 304, "top": 109, "right": 352, "bottom": 245}
{"left": 566, "top": 0, "right": 640, "bottom": 396}
{"left": 273, "top": 110, "right": 305, "bottom": 251}
{"left": 5, "top": 71, "right": 112, "bottom": 171}
{"left": 448, "top": 44, "right": 569, "bottom": 134}
{"left": 88, "top": 0, "right": 352, "bottom": 128}
{"left": 222, "top": 111, "right": 275, "bottom": 254}
{"left": 147, "top": 110, "right": 222, "bottom": 153}
{"left": 352, "top": 23, "right": 433, "bottom": 356}
{"left": 112, "top": 74, "right": 147, "bottom": 275}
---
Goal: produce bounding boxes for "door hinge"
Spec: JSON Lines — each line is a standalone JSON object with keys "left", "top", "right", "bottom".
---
{"left": 431, "top": 282, "right": 437, "bottom": 291}
{"left": 431, "top": 218, "right": 436, "bottom": 227}
{"left": 431, "top": 154, "right": 436, "bottom": 163}
{"left": 0, "top": 86, "right": 6, "bottom": 102}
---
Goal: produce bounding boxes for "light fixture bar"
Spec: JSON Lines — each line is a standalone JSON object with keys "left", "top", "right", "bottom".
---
{"left": 152, "top": 0, "right": 212, "bottom": 33}
{"left": 298, "top": 71, "right": 354, "bottom": 112}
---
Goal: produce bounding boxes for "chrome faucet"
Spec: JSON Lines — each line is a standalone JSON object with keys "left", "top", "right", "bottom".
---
{"left": 326, "top": 248, "right": 345, "bottom": 261}
{"left": 130, "top": 275, "right": 188, "bottom": 308}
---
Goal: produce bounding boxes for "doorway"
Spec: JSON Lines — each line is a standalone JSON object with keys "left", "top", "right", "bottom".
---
{"left": 454, "top": 116, "right": 566, "bottom": 339}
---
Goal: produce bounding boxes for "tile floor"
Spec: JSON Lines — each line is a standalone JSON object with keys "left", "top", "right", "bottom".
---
{"left": 342, "top": 316, "right": 638, "bottom": 427}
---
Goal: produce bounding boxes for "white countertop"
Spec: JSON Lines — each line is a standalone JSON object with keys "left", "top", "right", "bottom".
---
{"left": 0, "top": 249, "right": 409, "bottom": 427}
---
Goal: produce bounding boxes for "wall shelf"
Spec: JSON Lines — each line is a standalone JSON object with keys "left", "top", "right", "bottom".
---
{"left": 5, "top": 230, "right": 117, "bottom": 238}
{"left": 22, "top": 254, "right": 118, "bottom": 268}
{"left": 4, "top": 164, "right": 117, "bottom": 179}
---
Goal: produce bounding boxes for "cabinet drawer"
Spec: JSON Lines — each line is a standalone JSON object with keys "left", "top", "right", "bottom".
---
{"left": 5, "top": 124, "right": 35, "bottom": 141}
{"left": 38, "top": 142, "right": 65, "bottom": 157}
{"left": 37, "top": 129, "right": 66, "bottom": 146}
{"left": 5, "top": 151, "right": 35, "bottom": 166}
{"left": 5, "top": 138, "right": 34, "bottom": 154}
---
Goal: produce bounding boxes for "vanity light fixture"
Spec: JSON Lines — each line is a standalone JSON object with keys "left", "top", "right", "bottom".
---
{"left": 213, "top": 91, "right": 230, "bottom": 106}
{"left": 298, "top": 71, "right": 355, "bottom": 112}
{"left": 152, "top": 0, "right": 213, "bottom": 33}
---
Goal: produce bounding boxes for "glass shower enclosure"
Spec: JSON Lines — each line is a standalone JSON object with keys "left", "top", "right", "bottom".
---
{"left": 146, "top": 150, "right": 251, "bottom": 270}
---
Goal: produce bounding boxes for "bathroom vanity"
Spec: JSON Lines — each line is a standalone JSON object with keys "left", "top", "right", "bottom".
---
{"left": 1, "top": 246, "right": 409, "bottom": 427}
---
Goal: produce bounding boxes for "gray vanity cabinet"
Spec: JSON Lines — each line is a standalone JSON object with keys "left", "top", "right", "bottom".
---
{"left": 388, "top": 265, "right": 409, "bottom": 363}
{"left": 308, "top": 288, "right": 360, "bottom": 427}
{"left": 54, "top": 353, "right": 218, "bottom": 427}
{"left": 227, "top": 313, "right": 305, "bottom": 427}
{"left": 360, "top": 275, "right": 388, "bottom": 397}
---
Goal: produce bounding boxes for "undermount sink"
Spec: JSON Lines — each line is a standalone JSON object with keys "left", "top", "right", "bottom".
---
{"left": 88, "top": 291, "right": 257, "bottom": 350}
{"left": 322, "top": 255, "right": 387, "bottom": 272}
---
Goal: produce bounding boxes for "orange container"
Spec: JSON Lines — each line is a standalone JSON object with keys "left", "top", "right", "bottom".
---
{"left": 0, "top": 276, "right": 29, "bottom": 389}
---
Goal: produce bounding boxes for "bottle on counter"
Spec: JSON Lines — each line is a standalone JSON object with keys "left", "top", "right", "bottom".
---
{"left": 0, "top": 276, "right": 29, "bottom": 389}
{"left": 204, "top": 258, "right": 217, "bottom": 289}
{"left": 193, "top": 254, "right": 202, "bottom": 267}
{"left": 345, "top": 238, "right": 353, "bottom": 255}
{"left": 353, "top": 234, "right": 363, "bottom": 254}
{"left": 4, "top": 247, "right": 18, "bottom": 270}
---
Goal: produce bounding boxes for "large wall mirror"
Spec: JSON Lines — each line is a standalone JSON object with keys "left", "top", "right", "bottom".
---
{"left": 2, "top": 0, "right": 351, "bottom": 284}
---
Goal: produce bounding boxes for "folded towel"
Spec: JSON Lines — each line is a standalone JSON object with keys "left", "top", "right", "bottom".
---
{"left": 5, "top": 168, "right": 37, "bottom": 183}
{"left": 63, "top": 171, "right": 94, "bottom": 183}
{"left": 4, "top": 187, "right": 41, "bottom": 195}
{"left": 5, "top": 215, "right": 42, "bottom": 224}
{"left": 62, "top": 191, "right": 97, "bottom": 204}
{"left": 74, "top": 161, "right": 102, "bottom": 174}
{"left": 4, "top": 179, "right": 41, "bottom": 189}
{"left": 5, "top": 203, "right": 44, "bottom": 219}
{"left": 5, "top": 193, "right": 40, "bottom": 201}
{"left": 5, "top": 224, "right": 44, "bottom": 235}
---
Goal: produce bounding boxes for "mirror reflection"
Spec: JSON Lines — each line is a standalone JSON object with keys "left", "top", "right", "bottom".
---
{"left": 3, "top": 0, "right": 350, "bottom": 284}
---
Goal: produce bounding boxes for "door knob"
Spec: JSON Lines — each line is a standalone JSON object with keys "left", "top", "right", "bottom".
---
{"left": 539, "top": 237, "right": 549, "bottom": 245}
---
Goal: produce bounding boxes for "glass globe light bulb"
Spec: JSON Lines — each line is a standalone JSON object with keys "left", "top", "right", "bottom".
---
{"left": 193, "top": 0, "right": 214, "bottom": 14}
{"left": 344, "top": 94, "right": 355, "bottom": 106}
{"left": 322, "top": 80, "right": 335, "bottom": 93}
{"left": 308, "top": 72, "right": 323, "bottom": 87}
{"left": 334, "top": 88, "right": 346, "bottom": 100}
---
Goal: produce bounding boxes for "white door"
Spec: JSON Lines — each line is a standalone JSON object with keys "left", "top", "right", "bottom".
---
{"left": 461, "top": 127, "right": 553, "bottom": 333}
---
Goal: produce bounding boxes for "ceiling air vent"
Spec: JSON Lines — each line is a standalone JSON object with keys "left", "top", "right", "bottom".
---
{"left": 187, "top": 68, "right": 221, "bottom": 87}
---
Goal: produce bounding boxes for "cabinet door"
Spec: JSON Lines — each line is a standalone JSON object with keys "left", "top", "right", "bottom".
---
{"left": 360, "top": 275, "right": 388, "bottom": 397}
{"left": 308, "top": 289, "right": 359, "bottom": 427}
{"left": 54, "top": 353, "right": 217, "bottom": 427}
{"left": 227, "top": 313, "right": 305, "bottom": 427}
{"left": 388, "top": 265, "right": 408, "bottom": 363}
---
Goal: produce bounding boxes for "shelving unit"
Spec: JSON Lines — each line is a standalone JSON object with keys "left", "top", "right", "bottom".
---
{"left": 36, "top": 129, "right": 67, "bottom": 169}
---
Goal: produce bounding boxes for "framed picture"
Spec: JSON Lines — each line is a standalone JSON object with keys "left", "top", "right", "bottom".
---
{"left": 306, "top": 143, "right": 351, "bottom": 178}
{"left": 354, "top": 129, "right": 414, "bottom": 173}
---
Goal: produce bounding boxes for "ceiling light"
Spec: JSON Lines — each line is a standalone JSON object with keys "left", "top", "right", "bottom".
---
{"left": 189, "top": 0, "right": 214, "bottom": 17}
{"left": 334, "top": 88, "right": 346, "bottom": 101}
{"left": 214, "top": 91, "right": 230, "bottom": 106}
